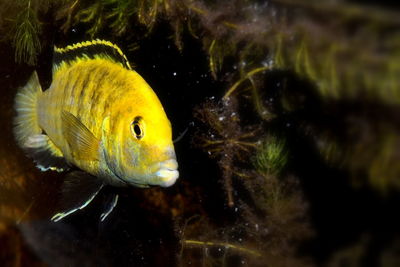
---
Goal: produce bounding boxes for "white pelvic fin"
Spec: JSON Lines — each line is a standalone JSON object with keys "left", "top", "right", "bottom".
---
{"left": 24, "top": 134, "right": 69, "bottom": 172}
{"left": 51, "top": 171, "right": 104, "bottom": 222}
{"left": 100, "top": 194, "right": 119, "bottom": 222}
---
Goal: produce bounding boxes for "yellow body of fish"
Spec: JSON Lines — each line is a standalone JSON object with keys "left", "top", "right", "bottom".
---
{"left": 14, "top": 40, "right": 179, "bottom": 188}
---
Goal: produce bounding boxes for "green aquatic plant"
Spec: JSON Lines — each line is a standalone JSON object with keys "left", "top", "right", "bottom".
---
{"left": 191, "top": 92, "right": 314, "bottom": 266}
{"left": 55, "top": 0, "right": 79, "bottom": 33}
{"left": 208, "top": 39, "right": 224, "bottom": 79}
{"left": 4, "top": 0, "right": 400, "bottom": 104}
{"left": 64, "top": 0, "right": 165, "bottom": 38}
{"left": 223, "top": 67, "right": 269, "bottom": 100}
{"left": 12, "top": 0, "right": 41, "bottom": 65}
{"left": 176, "top": 216, "right": 264, "bottom": 266}
{"left": 190, "top": 0, "right": 400, "bottom": 104}
{"left": 223, "top": 66, "right": 275, "bottom": 121}
{"left": 176, "top": 170, "right": 314, "bottom": 266}
{"left": 253, "top": 136, "right": 288, "bottom": 175}
{"left": 194, "top": 97, "right": 260, "bottom": 207}
{"left": 75, "top": 1, "right": 105, "bottom": 38}
{"left": 106, "top": 0, "right": 136, "bottom": 36}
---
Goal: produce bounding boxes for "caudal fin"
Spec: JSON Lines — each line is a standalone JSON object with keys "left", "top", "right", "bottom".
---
{"left": 14, "top": 71, "right": 43, "bottom": 148}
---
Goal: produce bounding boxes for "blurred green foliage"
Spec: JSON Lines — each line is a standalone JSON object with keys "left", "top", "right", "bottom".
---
{"left": 253, "top": 136, "right": 288, "bottom": 175}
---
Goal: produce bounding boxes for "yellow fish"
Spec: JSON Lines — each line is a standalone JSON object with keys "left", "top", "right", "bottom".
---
{"left": 14, "top": 40, "right": 179, "bottom": 221}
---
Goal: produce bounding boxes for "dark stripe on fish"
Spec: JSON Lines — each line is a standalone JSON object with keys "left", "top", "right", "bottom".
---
{"left": 80, "top": 71, "right": 91, "bottom": 94}
{"left": 88, "top": 68, "right": 110, "bottom": 109}
{"left": 64, "top": 69, "right": 81, "bottom": 108}
{"left": 53, "top": 43, "right": 131, "bottom": 70}
{"left": 92, "top": 68, "right": 110, "bottom": 93}
{"left": 76, "top": 65, "right": 98, "bottom": 113}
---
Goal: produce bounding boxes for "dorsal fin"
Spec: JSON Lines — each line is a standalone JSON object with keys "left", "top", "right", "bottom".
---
{"left": 53, "top": 39, "right": 132, "bottom": 74}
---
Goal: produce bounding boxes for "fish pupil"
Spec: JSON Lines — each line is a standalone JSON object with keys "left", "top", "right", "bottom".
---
{"left": 131, "top": 116, "right": 144, "bottom": 140}
{"left": 134, "top": 124, "right": 141, "bottom": 137}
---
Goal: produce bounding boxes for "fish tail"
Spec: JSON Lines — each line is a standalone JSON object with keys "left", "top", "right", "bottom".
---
{"left": 14, "top": 71, "right": 43, "bottom": 148}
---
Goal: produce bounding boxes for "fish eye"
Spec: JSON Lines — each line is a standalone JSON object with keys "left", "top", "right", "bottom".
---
{"left": 131, "top": 116, "right": 144, "bottom": 140}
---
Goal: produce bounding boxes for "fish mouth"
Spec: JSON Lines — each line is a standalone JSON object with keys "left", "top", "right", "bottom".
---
{"left": 153, "top": 158, "right": 179, "bottom": 187}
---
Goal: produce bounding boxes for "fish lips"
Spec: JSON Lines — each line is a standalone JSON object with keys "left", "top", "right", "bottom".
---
{"left": 123, "top": 159, "right": 179, "bottom": 188}
{"left": 153, "top": 158, "right": 179, "bottom": 187}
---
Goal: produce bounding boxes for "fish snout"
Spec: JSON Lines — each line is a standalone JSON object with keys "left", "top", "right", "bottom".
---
{"left": 155, "top": 158, "right": 179, "bottom": 187}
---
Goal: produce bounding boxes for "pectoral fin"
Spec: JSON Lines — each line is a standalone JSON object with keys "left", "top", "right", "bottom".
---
{"left": 61, "top": 111, "right": 100, "bottom": 161}
{"left": 51, "top": 171, "right": 104, "bottom": 222}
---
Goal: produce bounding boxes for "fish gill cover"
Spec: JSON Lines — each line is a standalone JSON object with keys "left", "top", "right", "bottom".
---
{"left": 0, "top": 0, "right": 400, "bottom": 266}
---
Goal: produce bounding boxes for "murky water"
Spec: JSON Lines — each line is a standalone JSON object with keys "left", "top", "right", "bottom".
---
{"left": 1, "top": 1, "right": 400, "bottom": 267}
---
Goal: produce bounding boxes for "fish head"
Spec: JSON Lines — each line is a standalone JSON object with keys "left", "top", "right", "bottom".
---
{"left": 121, "top": 114, "right": 179, "bottom": 187}
{"left": 103, "top": 92, "right": 179, "bottom": 187}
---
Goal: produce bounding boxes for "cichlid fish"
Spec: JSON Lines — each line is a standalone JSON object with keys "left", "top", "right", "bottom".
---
{"left": 14, "top": 40, "right": 179, "bottom": 221}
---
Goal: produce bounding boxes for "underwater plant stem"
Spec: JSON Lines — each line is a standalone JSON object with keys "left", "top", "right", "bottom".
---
{"left": 223, "top": 66, "right": 269, "bottom": 100}
{"left": 184, "top": 240, "right": 262, "bottom": 257}
{"left": 249, "top": 77, "right": 274, "bottom": 121}
{"left": 61, "top": 0, "right": 79, "bottom": 33}
{"left": 187, "top": 4, "right": 205, "bottom": 15}
{"left": 202, "top": 139, "right": 256, "bottom": 149}
{"left": 71, "top": 0, "right": 79, "bottom": 10}
{"left": 16, "top": 199, "right": 34, "bottom": 224}
{"left": 232, "top": 140, "right": 257, "bottom": 148}
{"left": 222, "top": 161, "right": 234, "bottom": 207}
{"left": 209, "top": 39, "right": 217, "bottom": 79}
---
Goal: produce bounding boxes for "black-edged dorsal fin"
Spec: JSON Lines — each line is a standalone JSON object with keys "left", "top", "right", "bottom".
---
{"left": 53, "top": 39, "right": 132, "bottom": 74}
